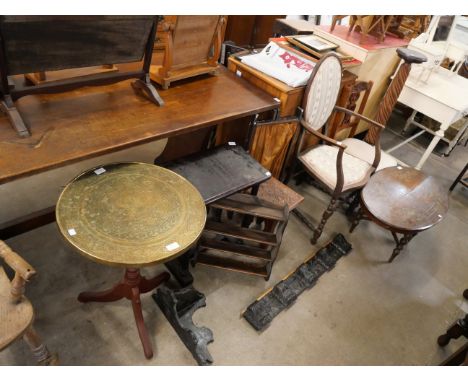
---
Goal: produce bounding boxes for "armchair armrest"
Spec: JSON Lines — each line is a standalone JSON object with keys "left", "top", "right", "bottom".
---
{"left": 333, "top": 106, "right": 382, "bottom": 171}
{"left": 298, "top": 119, "right": 346, "bottom": 195}
{"left": 334, "top": 106, "right": 385, "bottom": 131}
{"left": 0, "top": 240, "right": 36, "bottom": 281}
{"left": 300, "top": 119, "right": 347, "bottom": 150}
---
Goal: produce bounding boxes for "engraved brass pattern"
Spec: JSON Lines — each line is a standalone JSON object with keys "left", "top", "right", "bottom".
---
{"left": 56, "top": 162, "right": 207, "bottom": 267}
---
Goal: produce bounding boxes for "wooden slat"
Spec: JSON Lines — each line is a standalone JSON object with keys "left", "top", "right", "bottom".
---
{"left": 196, "top": 252, "right": 268, "bottom": 277}
{"left": 199, "top": 236, "right": 271, "bottom": 260}
{"left": 210, "top": 193, "right": 287, "bottom": 221}
{"left": 204, "top": 221, "right": 278, "bottom": 246}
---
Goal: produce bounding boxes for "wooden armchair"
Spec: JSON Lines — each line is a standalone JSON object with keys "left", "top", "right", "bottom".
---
{"left": 294, "top": 53, "right": 398, "bottom": 244}
{"left": 0, "top": 240, "right": 57, "bottom": 365}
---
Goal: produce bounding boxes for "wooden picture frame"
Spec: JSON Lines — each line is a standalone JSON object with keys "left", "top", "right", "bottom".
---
{"left": 0, "top": 16, "right": 164, "bottom": 138}
{"left": 150, "top": 16, "right": 227, "bottom": 89}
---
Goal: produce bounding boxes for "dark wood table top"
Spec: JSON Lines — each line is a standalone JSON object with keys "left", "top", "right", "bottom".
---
{"left": 0, "top": 67, "right": 278, "bottom": 184}
{"left": 362, "top": 167, "right": 449, "bottom": 232}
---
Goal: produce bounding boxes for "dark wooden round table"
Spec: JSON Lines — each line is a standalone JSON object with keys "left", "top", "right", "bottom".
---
{"left": 56, "top": 162, "right": 206, "bottom": 359}
{"left": 350, "top": 166, "right": 449, "bottom": 262}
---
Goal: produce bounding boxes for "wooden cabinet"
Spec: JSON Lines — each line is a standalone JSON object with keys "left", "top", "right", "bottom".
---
{"left": 227, "top": 56, "right": 304, "bottom": 117}
{"left": 224, "top": 16, "right": 284, "bottom": 48}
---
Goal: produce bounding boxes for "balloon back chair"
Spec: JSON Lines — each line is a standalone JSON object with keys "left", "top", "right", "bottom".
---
{"left": 295, "top": 52, "right": 398, "bottom": 244}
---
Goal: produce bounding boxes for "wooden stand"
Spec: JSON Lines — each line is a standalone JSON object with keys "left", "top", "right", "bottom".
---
{"left": 0, "top": 16, "right": 163, "bottom": 138}
{"left": 151, "top": 16, "right": 227, "bottom": 89}
{"left": 78, "top": 268, "right": 170, "bottom": 359}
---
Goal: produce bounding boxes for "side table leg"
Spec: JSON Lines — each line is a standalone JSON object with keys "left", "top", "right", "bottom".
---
{"left": 130, "top": 286, "right": 153, "bottom": 359}
{"left": 139, "top": 272, "right": 170, "bottom": 293}
{"left": 388, "top": 232, "right": 416, "bottom": 263}
{"left": 78, "top": 282, "right": 127, "bottom": 303}
{"left": 78, "top": 268, "right": 169, "bottom": 359}
{"left": 349, "top": 208, "right": 364, "bottom": 233}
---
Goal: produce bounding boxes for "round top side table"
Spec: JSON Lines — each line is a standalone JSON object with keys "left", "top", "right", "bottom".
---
{"left": 350, "top": 166, "right": 448, "bottom": 263}
{"left": 56, "top": 162, "right": 206, "bottom": 359}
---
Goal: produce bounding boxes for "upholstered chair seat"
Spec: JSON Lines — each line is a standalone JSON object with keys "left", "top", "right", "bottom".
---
{"left": 342, "top": 138, "right": 398, "bottom": 171}
{"left": 299, "top": 145, "right": 373, "bottom": 191}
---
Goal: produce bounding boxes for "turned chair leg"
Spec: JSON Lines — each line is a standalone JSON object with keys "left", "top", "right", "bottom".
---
{"left": 311, "top": 197, "right": 338, "bottom": 244}
{"left": 23, "top": 325, "right": 58, "bottom": 365}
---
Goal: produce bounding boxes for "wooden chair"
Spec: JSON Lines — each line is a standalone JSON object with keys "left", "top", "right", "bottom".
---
{"left": 0, "top": 240, "right": 58, "bottom": 365}
{"left": 349, "top": 15, "right": 393, "bottom": 44}
{"left": 294, "top": 53, "right": 398, "bottom": 244}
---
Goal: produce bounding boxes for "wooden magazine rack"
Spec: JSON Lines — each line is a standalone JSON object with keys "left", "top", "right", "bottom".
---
{"left": 0, "top": 16, "right": 164, "bottom": 138}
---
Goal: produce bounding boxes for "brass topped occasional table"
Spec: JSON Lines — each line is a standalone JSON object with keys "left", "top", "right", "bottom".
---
{"left": 350, "top": 167, "right": 448, "bottom": 262}
{"left": 56, "top": 162, "right": 206, "bottom": 359}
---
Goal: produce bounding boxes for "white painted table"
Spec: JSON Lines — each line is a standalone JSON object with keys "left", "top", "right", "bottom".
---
{"left": 390, "top": 65, "right": 468, "bottom": 169}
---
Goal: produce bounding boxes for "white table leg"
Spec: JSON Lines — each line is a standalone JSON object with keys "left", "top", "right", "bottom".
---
{"left": 402, "top": 109, "right": 417, "bottom": 135}
{"left": 415, "top": 123, "right": 447, "bottom": 170}
{"left": 445, "top": 117, "right": 468, "bottom": 155}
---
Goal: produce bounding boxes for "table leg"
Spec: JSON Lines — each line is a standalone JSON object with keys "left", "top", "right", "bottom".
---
{"left": 345, "top": 191, "right": 361, "bottom": 218}
{"left": 349, "top": 208, "right": 364, "bottom": 233}
{"left": 130, "top": 286, "right": 153, "bottom": 359}
{"left": 388, "top": 232, "right": 416, "bottom": 263}
{"left": 445, "top": 118, "right": 468, "bottom": 155}
{"left": 415, "top": 124, "right": 447, "bottom": 170}
{"left": 78, "top": 268, "right": 170, "bottom": 359}
{"left": 402, "top": 109, "right": 417, "bottom": 135}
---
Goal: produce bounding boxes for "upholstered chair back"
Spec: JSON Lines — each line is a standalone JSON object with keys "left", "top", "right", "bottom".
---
{"left": 302, "top": 53, "right": 343, "bottom": 131}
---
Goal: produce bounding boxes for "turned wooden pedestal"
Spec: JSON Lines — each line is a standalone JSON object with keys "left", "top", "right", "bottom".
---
{"left": 78, "top": 268, "right": 170, "bottom": 359}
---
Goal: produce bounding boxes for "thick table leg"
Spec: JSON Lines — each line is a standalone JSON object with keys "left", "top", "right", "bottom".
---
{"left": 388, "top": 232, "right": 416, "bottom": 263}
{"left": 415, "top": 124, "right": 447, "bottom": 170}
{"left": 78, "top": 268, "right": 170, "bottom": 359}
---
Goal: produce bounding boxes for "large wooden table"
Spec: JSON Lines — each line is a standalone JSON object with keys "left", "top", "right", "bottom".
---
{"left": 0, "top": 67, "right": 278, "bottom": 184}
{"left": 0, "top": 67, "right": 278, "bottom": 238}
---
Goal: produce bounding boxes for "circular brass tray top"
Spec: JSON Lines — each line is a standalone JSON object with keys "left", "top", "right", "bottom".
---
{"left": 56, "top": 162, "right": 206, "bottom": 267}
{"left": 362, "top": 167, "right": 448, "bottom": 232}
